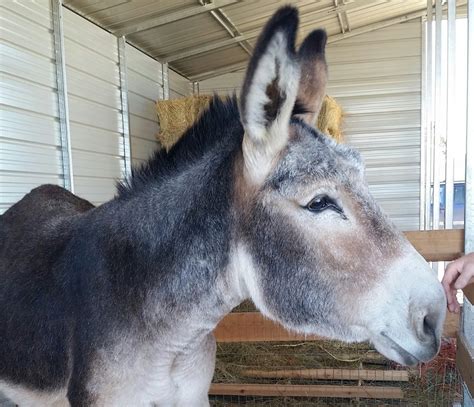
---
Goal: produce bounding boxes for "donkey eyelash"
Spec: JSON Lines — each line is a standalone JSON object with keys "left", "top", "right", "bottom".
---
{"left": 305, "top": 195, "right": 346, "bottom": 218}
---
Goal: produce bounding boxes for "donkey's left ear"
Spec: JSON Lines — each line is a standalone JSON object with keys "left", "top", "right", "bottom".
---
{"left": 239, "top": 6, "right": 300, "bottom": 184}
{"left": 293, "top": 29, "right": 328, "bottom": 125}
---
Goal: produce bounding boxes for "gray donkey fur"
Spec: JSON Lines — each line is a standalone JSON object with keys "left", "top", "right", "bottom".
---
{"left": 0, "top": 6, "right": 445, "bottom": 407}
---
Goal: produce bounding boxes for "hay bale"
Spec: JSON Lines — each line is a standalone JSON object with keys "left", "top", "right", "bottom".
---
{"left": 155, "top": 94, "right": 344, "bottom": 151}
{"left": 316, "top": 95, "right": 344, "bottom": 143}
{"left": 156, "top": 95, "right": 212, "bottom": 151}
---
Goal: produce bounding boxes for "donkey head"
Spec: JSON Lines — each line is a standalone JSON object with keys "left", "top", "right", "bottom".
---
{"left": 232, "top": 6, "right": 445, "bottom": 366}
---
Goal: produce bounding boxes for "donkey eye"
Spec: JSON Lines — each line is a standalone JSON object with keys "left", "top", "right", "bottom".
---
{"left": 307, "top": 196, "right": 330, "bottom": 212}
{"left": 306, "top": 195, "right": 344, "bottom": 217}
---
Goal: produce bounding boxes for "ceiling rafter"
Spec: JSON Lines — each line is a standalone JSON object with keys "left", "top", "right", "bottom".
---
{"left": 199, "top": 0, "right": 253, "bottom": 57}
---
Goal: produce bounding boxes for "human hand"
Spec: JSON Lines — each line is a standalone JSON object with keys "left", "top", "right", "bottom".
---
{"left": 441, "top": 252, "right": 474, "bottom": 313}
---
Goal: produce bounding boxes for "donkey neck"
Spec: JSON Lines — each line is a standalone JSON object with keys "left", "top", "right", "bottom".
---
{"left": 101, "top": 141, "right": 247, "bottom": 347}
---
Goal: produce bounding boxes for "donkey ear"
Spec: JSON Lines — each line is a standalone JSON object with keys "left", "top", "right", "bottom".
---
{"left": 239, "top": 6, "right": 300, "bottom": 183}
{"left": 293, "top": 29, "right": 328, "bottom": 125}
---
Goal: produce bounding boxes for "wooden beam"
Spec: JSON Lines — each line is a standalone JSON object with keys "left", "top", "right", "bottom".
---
{"left": 456, "top": 333, "right": 474, "bottom": 396}
{"left": 214, "top": 312, "right": 459, "bottom": 342}
{"left": 464, "top": 283, "right": 474, "bottom": 304}
{"left": 404, "top": 229, "right": 464, "bottom": 262}
{"left": 209, "top": 383, "right": 404, "bottom": 399}
{"left": 241, "top": 368, "right": 409, "bottom": 382}
{"left": 215, "top": 312, "right": 319, "bottom": 342}
{"left": 113, "top": 0, "right": 240, "bottom": 37}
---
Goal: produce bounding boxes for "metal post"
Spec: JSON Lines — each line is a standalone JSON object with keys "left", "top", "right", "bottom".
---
{"left": 445, "top": 0, "right": 456, "bottom": 229}
{"left": 462, "top": 1, "right": 474, "bottom": 405}
{"left": 162, "top": 62, "right": 170, "bottom": 100}
{"left": 51, "top": 0, "right": 74, "bottom": 192}
{"left": 118, "top": 36, "right": 132, "bottom": 178}
{"left": 425, "top": 0, "right": 434, "bottom": 230}
{"left": 432, "top": 0, "right": 443, "bottom": 231}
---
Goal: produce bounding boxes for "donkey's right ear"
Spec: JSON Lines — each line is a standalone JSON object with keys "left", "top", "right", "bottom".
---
{"left": 239, "top": 6, "right": 300, "bottom": 184}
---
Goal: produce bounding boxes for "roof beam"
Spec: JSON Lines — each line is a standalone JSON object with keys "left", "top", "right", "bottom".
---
{"left": 113, "top": 0, "right": 240, "bottom": 37}
{"left": 163, "top": 35, "right": 246, "bottom": 62}
{"left": 190, "top": 61, "right": 248, "bottom": 82}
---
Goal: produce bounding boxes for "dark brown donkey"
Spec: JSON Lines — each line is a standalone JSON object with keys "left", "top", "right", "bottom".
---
{"left": 0, "top": 6, "right": 445, "bottom": 406}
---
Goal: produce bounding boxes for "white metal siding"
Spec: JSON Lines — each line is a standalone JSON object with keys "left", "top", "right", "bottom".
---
{"left": 327, "top": 22, "right": 422, "bottom": 231}
{"left": 198, "top": 21, "right": 422, "bottom": 231}
{"left": 168, "top": 69, "right": 191, "bottom": 99}
{"left": 0, "top": 0, "right": 62, "bottom": 214}
{"left": 126, "top": 44, "right": 162, "bottom": 167}
{"left": 63, "top": 8, "right": 124, "bottom": 206}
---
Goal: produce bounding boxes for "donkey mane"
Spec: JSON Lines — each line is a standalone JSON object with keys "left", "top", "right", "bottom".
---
{"left": 117, "top": 95, "right": 243, "bottom": 198}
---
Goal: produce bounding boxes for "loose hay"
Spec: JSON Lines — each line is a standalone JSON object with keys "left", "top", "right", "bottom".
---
{"left": 155, "top": 94, "right": 344, "bottom": 151}
{"left": 156, "top": 95, "right": 212, "bottom": 151}
{"left": 317, "top": 95, "right": 344, "bottom": 143}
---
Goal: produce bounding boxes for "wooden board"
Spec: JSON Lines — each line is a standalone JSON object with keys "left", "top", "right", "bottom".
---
{"left": 464, "top": 283, "right": 474, "bottom": 304}
{"left": 456, "top": 333, "right": 474, "bottom": 396}
{"left": 209, "top": 383, "right": 404, "bottom": 399}
{"left": 241, "top": 368, "right": 409, "bottom": 382}
{"left": 214, "top": 312, "right": 459, "bottom": 342}
{"left": 404, "top": 229, "right": 464, "bottom": 262}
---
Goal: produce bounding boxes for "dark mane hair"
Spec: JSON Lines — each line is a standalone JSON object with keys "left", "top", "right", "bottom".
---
{"left": 117, "top": 95, "right": 243, "bottom": 198}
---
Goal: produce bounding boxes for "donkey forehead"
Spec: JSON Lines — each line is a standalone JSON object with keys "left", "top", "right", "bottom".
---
{"left": 269, "top": 121, "right": 365, "bottom": 192}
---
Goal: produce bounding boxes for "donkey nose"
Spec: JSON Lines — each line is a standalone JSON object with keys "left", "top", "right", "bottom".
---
{"left": 422, "top": 313, "right": 439, "bottom": 344}
{"left": 413, "top": 308, "right": 442, "bottom": 359}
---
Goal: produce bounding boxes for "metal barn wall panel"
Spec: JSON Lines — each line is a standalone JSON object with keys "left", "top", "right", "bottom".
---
{"left": 125, "top": 43, "right": 162, "bottom": 167}
{"left": 198, "top": 21, "right": 422, "bottom": 231}
{"left": 0, "top": 0, "right": 63, "bottom": 214}
{"left": 63, "top": 8, "right": 124, "bottom": 206}
{"left": 168, "top": 69, "right": 191, "bottom": 99}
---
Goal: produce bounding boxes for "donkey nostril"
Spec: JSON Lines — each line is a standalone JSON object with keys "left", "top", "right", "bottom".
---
{"left": 423, "top": 315, "right": 433, "bottom": 336}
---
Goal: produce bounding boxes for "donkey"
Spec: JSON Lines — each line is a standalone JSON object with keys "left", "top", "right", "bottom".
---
{"left": 0, "top": 6, "right": 446, "bottom": 407}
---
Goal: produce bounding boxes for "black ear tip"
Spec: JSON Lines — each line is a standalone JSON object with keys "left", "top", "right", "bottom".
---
{"left": 300, "top": 29, "right": 327, "bottom": 55}
{"left": 267, "top": 5, "right": 299, "bottom": 32}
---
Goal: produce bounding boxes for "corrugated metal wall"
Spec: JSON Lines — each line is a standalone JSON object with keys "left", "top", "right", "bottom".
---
{"left": 168, "top": 69, "right": 191, "bottom": 99}
{"left": 63, "top": 8, "right": 124, "bottom": 206}
{"left": 198, "top": 21, "right": 422, "bottom": 231}
{"left": 0, "top": 0, "right": 63, "bottom": 214}
{"left": 0, "top": 3, "right": 166, "bottom": 213}
{"left": 126, "top": 44, "right": 162, "bottom": 167}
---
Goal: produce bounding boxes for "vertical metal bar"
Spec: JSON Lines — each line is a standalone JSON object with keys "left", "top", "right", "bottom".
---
{"left": 445, "top": 0, "right": 456, "bottom": 229}
{"left": 51, "top": 0, "right": 74, "bottom": 192}
{"left": 462, "top": 1, "right": 474, "bottom": 405}
{"left": 425, "top": 0, "right": 434, "bottom": 230}
{"left": 118, "top": 36, "right": 132, "bottom": 178}
{"left": 421, "top": 16, "right": 428, "bottom": 229}
{"left": 162, "top": 62, "right": 170, "bottom": 100}
{"left": 466, "top": 0, "right": 474, "bottom": 259}
{"left": 432, "top": 0, "right": 443, "bottom": 230}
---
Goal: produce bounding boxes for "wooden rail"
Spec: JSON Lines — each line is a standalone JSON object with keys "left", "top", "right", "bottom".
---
{"left": 241, "top": 368, "right": 409, "bottom": 382}
{"left": 404, "top": 229, "right": 464, "bottom": 262}
{"left": 214, "top": 311, "right": 459, "bottom": 342}
{"left": 209, "top": 383, "right": 404, "bottom": 399}
{"left": 457, "top": 333, "right": 474, "bottom": 396}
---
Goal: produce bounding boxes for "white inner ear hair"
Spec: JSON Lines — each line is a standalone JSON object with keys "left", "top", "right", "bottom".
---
{"left": 243, "top": 31, "right": 301, "bottom": 184}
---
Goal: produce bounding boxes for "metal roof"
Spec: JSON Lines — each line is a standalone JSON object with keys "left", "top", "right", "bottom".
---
{"left": 64, "top": 0, "right": 435, "bottom": 80}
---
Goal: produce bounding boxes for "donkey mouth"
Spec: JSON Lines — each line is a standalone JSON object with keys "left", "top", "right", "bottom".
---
{"left": 380, "top": 332, "right": 420, "bottom": 366}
